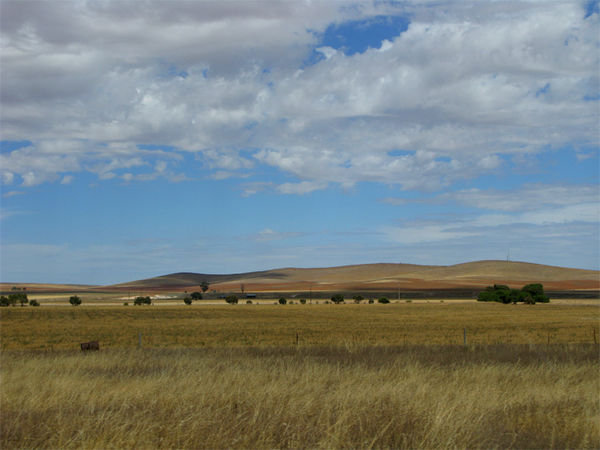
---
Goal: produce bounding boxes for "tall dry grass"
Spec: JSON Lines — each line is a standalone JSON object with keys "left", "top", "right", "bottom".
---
{"left": 2, "top": 344, "right": 598, "bottom": 449}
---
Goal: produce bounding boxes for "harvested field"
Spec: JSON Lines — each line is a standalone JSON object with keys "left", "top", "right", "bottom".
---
{"left": 1, "top": 302, "right": 598, "bottom": 350}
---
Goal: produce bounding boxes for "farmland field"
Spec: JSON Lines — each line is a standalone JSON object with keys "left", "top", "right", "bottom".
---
{"left": 1, "top": 302, "right": 599, "bottom": 448}
{"left": 1, "top": 302, "right": 598, "bottom": 350}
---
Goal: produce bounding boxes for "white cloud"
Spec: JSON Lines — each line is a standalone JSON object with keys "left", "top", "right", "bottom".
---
{"left": 277, "top": 181, "right": 328, "bottom": 195}
{"left": 252, "top": 228, "right": 305, "bottom": 242}
{"left": 383, "top": 202, "right": 600, "bottom": 245}
{"left": 0, "top": 1, "right": 597, "bottom": 191}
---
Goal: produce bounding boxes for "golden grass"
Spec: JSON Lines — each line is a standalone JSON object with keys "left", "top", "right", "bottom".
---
{"left": 1, "top": 302, "right": 598, "bottom": 350}
{"left": 1, "top": 345, "right": 598, "bottom": 449}
{"left": 2, "top": 303, "right": 598, "bottom": 448}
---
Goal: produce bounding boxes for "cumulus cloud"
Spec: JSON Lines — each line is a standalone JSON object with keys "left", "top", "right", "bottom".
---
{"left": 0, "top": 0, "right": 597, "bottom": 191}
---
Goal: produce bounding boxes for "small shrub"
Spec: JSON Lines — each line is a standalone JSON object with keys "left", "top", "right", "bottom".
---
{"left": 69, "top": 295, "right": 82, "bottom": 306}
{"left": 368, "top": 299, "right": 374, "bottom": 304}
{"left": 246, "top": 300, "right": 252, "bottom": 304}
{"left": 123, "top": 302, "right": 129, "bottom": 306}
{"left": 378, "top": 297, "right": 390, "bottom": 304}
{"left": 353, "top": 295, "right": 364, "bottom": 304}
{"left": 225, "top": 295, "right": 238, "bottom": 305}
{"left": 190, "top": 292, "right": 203, "bottom": 300}
{"left": 405, "top": 299, "right": 412, "bottom": 303}
{"left": 183, "top": 297, "right": 192, "bottom": 305}
{"left": 300, "top": 298, "right": 306, "bottom": 304}
{"left": 0, "top": 296, "right": 10, "bottom": 307}
{"left": 29, "top": 299, "right": 40, "bottom": 307}
{"left": 278, "top": 297, "right": 287, "bottom": 305}
{"left": 289, "top": 300, "right": 294, "bottom": 304}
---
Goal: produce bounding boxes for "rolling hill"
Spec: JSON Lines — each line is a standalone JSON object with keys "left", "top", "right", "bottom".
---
{"left": 107, "top": 260, "right": 600, "bottom": 293}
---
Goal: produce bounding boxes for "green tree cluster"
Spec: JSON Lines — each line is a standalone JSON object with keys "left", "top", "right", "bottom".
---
{"left": 1, "top": 293, "right": 33, "bottom": 306}
{"left": 478, "top": 284, "right": 549, "bottom": 304}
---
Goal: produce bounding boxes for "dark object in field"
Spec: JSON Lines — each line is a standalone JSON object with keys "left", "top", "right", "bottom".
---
{"left": 80, "top": 341, "right": 100, "bottom": 351}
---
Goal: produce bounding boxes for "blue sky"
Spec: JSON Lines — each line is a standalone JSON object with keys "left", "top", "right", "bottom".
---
{"left": 1, "top": 0, "right": 598, "bottom": 284}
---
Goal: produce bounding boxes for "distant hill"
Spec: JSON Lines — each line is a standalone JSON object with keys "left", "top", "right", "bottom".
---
{"left": 107, "top": 261, "right": 600, "bottom": 293}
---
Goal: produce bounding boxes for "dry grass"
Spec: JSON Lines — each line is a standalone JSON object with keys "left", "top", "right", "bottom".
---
{"left": 2, "top": 303, "right": 598, "bottom": 448}
{"left": 1, "top": 303, "right": 598, "bottom": 350}
{"left": 1, "top": 345, "right": 598, "bottom": 449}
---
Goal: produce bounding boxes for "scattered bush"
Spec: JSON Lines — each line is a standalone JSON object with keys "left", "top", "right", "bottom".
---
{"left": 0, "top": 296, "right": 10, "bottom": 307}
{"left": 225, "top": 295, "right": 238, "bottom": 305}
{"left": 29, "top": 299, "right": 40, "bottom": 307}
{"left": 300, "top": 298, "right": 306, "bottom": 304}
{"left": 278, "top": 297, "right": 287, "bottom": 305}
{"left": 331, "top": 294, "right": 344, "bottom": 304}
{"left": 69, "top": 295, "right": 82, "bottom": 306}
{"left": 123, "top": 302, "right": 129, "bottom": 306}
{"left": 378, "top": 297, "right": 390, "bottom": 304}
{"left": 353, "top": 295, "right": 364, "bottom": 304}
{"left": 246, "top": 300, "right": 252, "bottom": 304}
{"left": 191, "top": 292, "right": 203, "bottom": 300}
{"left": 368, "top": 299, "right": 374, "bottom": 304}
{"left": 183, "top": 296, "right": 192, "bottom": 305}
{"left": 134, "top": 296, "right": 152, "bottom": 305}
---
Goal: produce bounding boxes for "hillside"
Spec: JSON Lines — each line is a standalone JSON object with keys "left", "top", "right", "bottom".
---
{"left": 107, "top": 260, "right": 599, "bottom": 293}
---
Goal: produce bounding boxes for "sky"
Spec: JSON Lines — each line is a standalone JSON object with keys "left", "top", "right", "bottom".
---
{"left": 0, "top": 0, "right": 599, "bottom": 285}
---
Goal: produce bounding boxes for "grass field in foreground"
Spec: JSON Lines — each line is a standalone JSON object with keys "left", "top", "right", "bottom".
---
{"left": 1, "top": 302, "right": 598, "bottom": 350}
{"left": 2, "top": 345, "right": 598, "bottom": 449}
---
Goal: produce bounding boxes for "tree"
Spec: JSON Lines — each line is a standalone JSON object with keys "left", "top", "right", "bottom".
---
{"left": 522, "top": 283, "right": 549, "bottom": 303}
{"left": 225, "top": 295, "right": 238, "bottom": 305}
{"left": 278, "top": 297, "right": 287, "bottom": 305}
{"left": 378, "top": 297, "right": 390, "bottom": 304}
{"left": 183, "top": 296, "right": 192, "bottom": 305}
{"left": 69, "top": 295, "right": 82, "bottom": 306}
{"left": 201, "top": 281, "right": 210, "bottom": 293}
{"left": 353, "top": 295, "right": 364, "bottom": 304}
{"left": 190, "top": 292, "right": 203, "bottom": 300}
{"left": 0, "top": 296, "right": 9, "bottom": 307}
{"left": 331, "top": 294, "right": 344, "bottom": 304}
{"left": 8, "top": 292, "right": 28, "bottom": 307}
